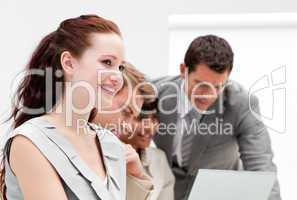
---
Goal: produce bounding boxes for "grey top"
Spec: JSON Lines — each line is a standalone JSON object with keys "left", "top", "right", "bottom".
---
{"left": 3, "top": 116, "right": 126, "bottom": 200}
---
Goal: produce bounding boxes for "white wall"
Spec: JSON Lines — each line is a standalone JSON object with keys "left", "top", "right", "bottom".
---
{"left": 1, "top": 1, "right": 297, "bottom": 198}
{"left": 0, "top": 0, "right": 170, "bottom": 134}
{"left": 169, "top": 13, "right": 297, "bottom": 200}
{"left": 169, "top": 0, "right": 297, "bottom": 14}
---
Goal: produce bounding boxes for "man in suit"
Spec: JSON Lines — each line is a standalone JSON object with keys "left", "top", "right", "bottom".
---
{"left": 153, "top": 35, "right": 281, "bottom": 200}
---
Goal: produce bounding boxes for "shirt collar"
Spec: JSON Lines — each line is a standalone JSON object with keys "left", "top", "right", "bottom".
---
{"left": 140, "top": 149, "right": 151, "bottom": 167}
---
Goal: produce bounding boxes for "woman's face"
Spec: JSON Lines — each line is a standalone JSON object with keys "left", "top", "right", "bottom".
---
{"left": 92, "top": 86, "right": 144, "bottom": 135}
{"left": 93, "top": 86, "right": 129, "bottom": 131}
{"left": 64, "top": 32, "right": 124, "bottom": 112}
{"left": 119, "top": 114, "right": 159, "bottom": 150}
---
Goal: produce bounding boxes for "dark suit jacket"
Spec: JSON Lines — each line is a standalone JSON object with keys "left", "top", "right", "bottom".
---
{"left": 152, "top": 76, "right": 281, "bottom": 200}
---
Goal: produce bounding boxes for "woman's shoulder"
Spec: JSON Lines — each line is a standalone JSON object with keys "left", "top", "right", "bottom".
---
{"left": 146, "top": 146, "right": 167, "bottom": 160}
{"left": 8, "top": 133, "right": 69, "bottom": 199}
{"left": 9, "top": 134, "right": 49, "bottom": 167}
{"left": 145, "top": 147, "right": 172, "bottom": 173}
{"left": 6, "top": 117, "right": 47, "bottom": 140}
{"left": 7, "top": 122, "right": 61, "bottom": 185}
{"left": 6, "top": 117, "right": 55, "bottom": 167}
{"left": 3, "top": 117, "right": 45, "bottom": 153}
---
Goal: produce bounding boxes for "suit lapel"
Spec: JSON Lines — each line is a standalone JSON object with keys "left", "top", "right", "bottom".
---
{"left": 187, "top": 94, "right": 225, "bottom": 174}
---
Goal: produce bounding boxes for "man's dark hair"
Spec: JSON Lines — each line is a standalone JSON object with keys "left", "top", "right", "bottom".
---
{"left": 184, "top": 35, "right": 234, "bottom": 73}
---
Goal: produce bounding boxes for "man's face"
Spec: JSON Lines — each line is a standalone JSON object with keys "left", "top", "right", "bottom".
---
{"left": 181, "top": 63, "right": 230, "bottom": 111}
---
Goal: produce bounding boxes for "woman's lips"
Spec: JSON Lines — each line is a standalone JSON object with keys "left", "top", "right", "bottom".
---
{"left": 196, "top": 98, "right": 209, "bottom": 105}
{"left": 100, "top": 84, "right": 116, "bottom": 96}
{"left": 137, "top": 133, "right": 153, "bottom": 140}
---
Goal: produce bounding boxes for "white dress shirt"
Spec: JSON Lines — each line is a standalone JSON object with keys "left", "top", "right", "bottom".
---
{"left": 172, "top": 80, "right": 194, "bottom": 166}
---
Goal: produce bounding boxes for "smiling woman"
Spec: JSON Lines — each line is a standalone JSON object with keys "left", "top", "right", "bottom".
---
{"left": 0, "top": 14, "right": 128, "bottom": 200}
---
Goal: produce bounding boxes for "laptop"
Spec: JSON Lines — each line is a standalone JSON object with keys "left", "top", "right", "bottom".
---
{"left": 188, "top": 169, "right": 276, "bottom": 200}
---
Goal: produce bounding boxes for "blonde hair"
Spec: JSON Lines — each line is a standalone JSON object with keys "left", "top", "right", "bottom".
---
{"left": 122, "top": 62, "right": 156, "bottom": 102}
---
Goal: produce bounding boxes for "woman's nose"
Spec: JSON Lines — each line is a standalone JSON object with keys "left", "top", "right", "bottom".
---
{"left": 110, "top": 72, "right": 123, "bottom": 88}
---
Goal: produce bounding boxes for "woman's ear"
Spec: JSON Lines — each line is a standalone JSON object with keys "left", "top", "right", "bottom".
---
{"left": 180, "top": 63, "right": 186, "bottom": 79}
{"left": 60, "top": 51, "right": 75, "bottom": 76}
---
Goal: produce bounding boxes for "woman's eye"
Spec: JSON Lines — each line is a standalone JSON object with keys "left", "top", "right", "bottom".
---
{"left": 122, "top": 107, "right": 133, "bottom": 117}
{"left": 102, "top": 59, "right": 112, "bottom": 66}
{"left": 126, "top": 108, "right": 132, "bottom": 114}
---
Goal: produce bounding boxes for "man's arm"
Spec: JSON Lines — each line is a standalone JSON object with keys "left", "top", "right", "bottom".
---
{"left": 237, "top": 95, "right": 281, "bottom": 200}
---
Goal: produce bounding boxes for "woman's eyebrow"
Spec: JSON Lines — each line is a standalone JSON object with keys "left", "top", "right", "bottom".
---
{"left": 99, "top": 54, "right": 118, "bottom": 60}
{"left": 194, "top": 79, "right": 205, "bottom": 84}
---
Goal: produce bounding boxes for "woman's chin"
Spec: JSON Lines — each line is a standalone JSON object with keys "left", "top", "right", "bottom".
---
{"left": 136, "top": 137, "right": 151, "bottom": 149}
{"left": 135, "top": 143, "right": 149, "bottom": 150}
{"left": 96, "top": 95, "right": 113, "bottom": 110}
